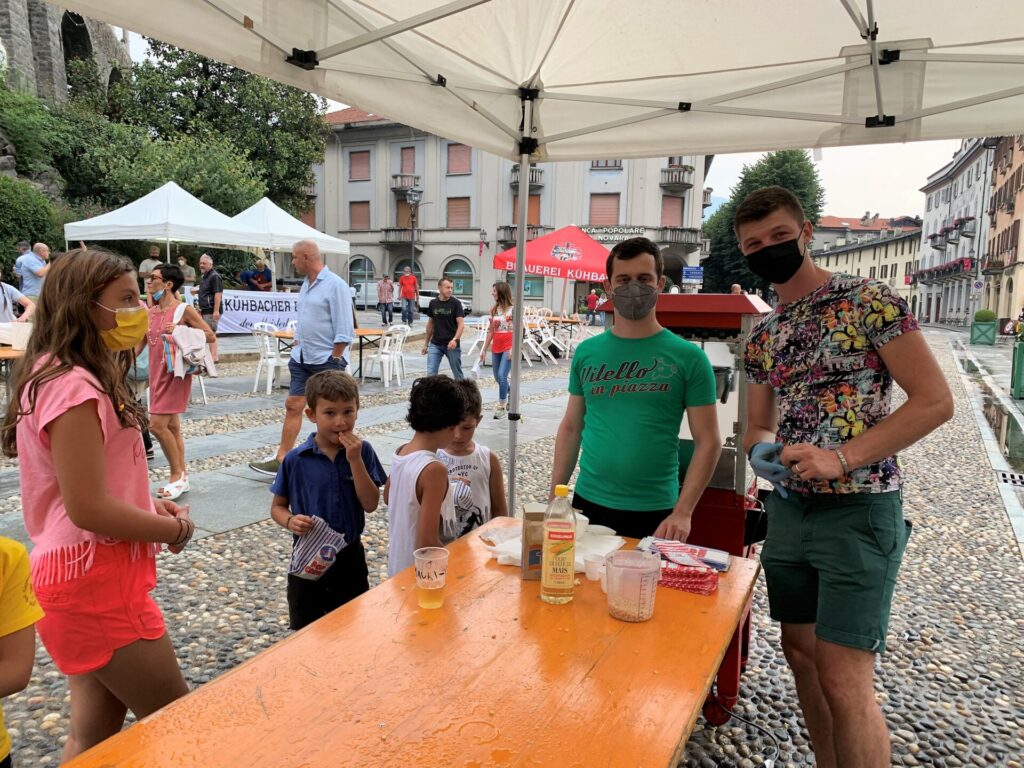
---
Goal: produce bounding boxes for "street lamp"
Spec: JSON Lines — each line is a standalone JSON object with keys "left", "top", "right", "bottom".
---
{"left": 406, "top": 185, "right": 423, "bottom": 286}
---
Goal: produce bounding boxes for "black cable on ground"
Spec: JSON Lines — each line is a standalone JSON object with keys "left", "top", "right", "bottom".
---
{"left": 709, "top": 693, "right": 782, "bottom": 767}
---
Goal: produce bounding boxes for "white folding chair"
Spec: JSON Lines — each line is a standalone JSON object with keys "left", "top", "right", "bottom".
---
{"left": 363, "top": 332, "right": 396, "bottom": 386}
{"left": 535, "top": 317, "right": 567, "bottom": 357}
{"left": 465, "top": 317, "right": 489, "bottom": 359}
{"left": 522, "top": 323, "right": 556, "bottom": 365}
{"left": 386, "top": 324, "right": 412, "bottom": 381}
{"left": 251, "top": 328, "right": 285, "bottom": 394}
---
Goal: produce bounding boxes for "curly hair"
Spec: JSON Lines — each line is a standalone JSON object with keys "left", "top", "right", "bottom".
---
{"left": 2, "top": 248, "right": 146, "bottom": 457}
{"left": 406, "top": 375, "right": 468, "bottom": 433}
{"left": 454, "top": 379, "right": 482, "bottom": 420}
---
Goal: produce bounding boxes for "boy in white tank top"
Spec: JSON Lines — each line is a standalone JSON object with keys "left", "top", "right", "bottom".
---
{"left": 385, "top": 376, "right": 468, "bottom": 577}
{"left": 438, "top": 380, "right": 508, "bottom": 541}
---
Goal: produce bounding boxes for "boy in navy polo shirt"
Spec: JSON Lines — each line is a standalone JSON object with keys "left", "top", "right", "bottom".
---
{"left": 270, "top": 371, "right": 387, "bottom": 630}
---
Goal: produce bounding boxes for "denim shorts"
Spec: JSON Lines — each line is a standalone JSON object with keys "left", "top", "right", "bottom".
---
{"left": 287, "top": 357, "right": 346, "bottom": 396}
{"left": 761, "top": 490, "right": 910, "bottom": 653}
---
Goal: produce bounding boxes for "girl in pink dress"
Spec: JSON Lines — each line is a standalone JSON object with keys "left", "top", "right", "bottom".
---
{"left": 2, "top": 248, "right": 195, "bottom": 761}
{"left": 145, "top": 263, "right": 215, "bottom": 501}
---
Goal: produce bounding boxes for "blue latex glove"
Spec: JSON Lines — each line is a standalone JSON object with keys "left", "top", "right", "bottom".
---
{"left": 748, "top": 442, "right": 791, "bottom": 499}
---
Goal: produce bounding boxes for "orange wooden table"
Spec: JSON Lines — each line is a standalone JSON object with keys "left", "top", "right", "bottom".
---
{"left": 68, "top": 518, "right": 759, "bottom": 768}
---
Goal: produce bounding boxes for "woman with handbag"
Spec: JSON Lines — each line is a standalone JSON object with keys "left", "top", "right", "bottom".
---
{"left": 145, "top": 264, "right": 214, "bottom": 501}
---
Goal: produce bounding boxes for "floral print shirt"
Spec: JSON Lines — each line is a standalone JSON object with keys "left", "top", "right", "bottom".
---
{"left": 744, "top": 273, "right": 918, "bottom": 495}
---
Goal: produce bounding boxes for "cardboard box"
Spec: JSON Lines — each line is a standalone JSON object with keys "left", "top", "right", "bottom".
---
{"left": 520, "top": 503, "right": 547, "bottom": 580}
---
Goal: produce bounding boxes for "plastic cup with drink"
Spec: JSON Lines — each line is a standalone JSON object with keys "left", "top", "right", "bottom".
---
{"left": 413, "top": 546, "right": 449, "bottom": 609}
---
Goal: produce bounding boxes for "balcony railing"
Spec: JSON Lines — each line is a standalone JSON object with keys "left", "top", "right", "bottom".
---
{"left": 659, "top": 166, "right": 694, "bottom": 190}
{"left": 390, "top": 174, "right": 420, "bottom": 193}
{"left": 960, "top": 219, "right": 977, "bottom": 238}
{"left": 654, "top": 226, "right": 702, "bottom": 247}
{"left": 379, "top": 227, "right": 422, "bottom": 246}
{"left": 510, "top": 165, "right": 544, "bottom": 190}
{"left": 700, "top": 237, "right": 711, "bottom": 257}
{"left": 702, "top": 188, "right": 713, "bottom": 208}
{"left": 983, "top": 258, "right": 1005, "bottom": 274}
{"left": 945, "top": 228, "right": 960, "bottom": 244}
{"left": 496, "top": 224, "right": 553, "bottom": 244}
{"left": 930, "top": 234, "right": 946, "bottom": 250}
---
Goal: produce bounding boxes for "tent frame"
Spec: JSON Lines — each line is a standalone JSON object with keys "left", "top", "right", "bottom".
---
{"left": 88, "top": 0, "right": 1024, "bottom": 511}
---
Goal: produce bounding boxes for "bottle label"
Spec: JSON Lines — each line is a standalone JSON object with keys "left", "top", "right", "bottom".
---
{"left": 541, "top": 521, "right": 575, "bottom": 590}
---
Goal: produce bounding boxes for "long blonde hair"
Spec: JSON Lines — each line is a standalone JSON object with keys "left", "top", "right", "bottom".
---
{"left": 490, "top": 281, "right": 513, "bottom": 316}
{"left": 2, "top": 249, "right": 146, "bottom": 457}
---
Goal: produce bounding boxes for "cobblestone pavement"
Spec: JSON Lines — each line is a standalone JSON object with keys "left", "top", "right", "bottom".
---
{"left": 3, "top": 335, "right": 1023, "bottom": 767}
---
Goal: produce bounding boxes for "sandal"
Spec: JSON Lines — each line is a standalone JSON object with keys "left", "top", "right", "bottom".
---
{"left": 157, "top": 475, "right": 190, "bottom": 500}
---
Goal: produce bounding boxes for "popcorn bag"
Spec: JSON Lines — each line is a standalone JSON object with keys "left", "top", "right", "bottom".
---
{"left": 288, "top": 517, "right": 348, "bottom": 581}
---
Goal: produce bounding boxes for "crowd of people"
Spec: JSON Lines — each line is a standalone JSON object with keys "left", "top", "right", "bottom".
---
{"left": 0, "top": 183, "right": 955, "bottom": 767}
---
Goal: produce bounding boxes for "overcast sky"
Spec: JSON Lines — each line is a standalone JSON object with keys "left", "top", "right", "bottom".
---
{"left": 705, "top": 140, "right": 963, "bottom": 219}
{"left": 124, "top": 30, "right": 963, "bottom": 219}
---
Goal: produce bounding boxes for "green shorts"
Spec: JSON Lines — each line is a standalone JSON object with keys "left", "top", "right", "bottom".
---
{"left": 761, "top": 490, "right": 910, "bottom": 653}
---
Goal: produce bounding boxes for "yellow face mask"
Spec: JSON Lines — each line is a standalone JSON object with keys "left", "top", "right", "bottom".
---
{"left": 93, "top": 303, "right": 148, "bottom": 351}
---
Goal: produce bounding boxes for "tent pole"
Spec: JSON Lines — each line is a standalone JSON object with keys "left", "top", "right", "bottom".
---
{"left": 166, "top": 239, "right": 171, "bottom": 261}
{"left": 506, "top": 95, "right": 534, "bottom": 516}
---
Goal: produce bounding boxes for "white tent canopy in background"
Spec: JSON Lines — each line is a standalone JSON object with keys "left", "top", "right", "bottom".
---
{"left": 231, "top": 198, "right": 350, "bottom": 255}
{"left": 57, "top": 1, "right": 1024, "bottom": 160}
{"left": 64, "top": 181, "right": 268, "bottom": 249}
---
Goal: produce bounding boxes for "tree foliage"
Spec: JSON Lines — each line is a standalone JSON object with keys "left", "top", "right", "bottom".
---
{"left": 110, "top": 40, "right": 329, "bottom": 214}
{"left": 0, "top": 176, "right": 55, "bottom": 272}
{"left": 702, "top": 150, "right": 825, "bottom": 295}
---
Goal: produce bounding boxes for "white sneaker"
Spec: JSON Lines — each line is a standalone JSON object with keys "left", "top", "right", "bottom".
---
{"left": 493, "top": 404, "right": 507, "bottom": 420}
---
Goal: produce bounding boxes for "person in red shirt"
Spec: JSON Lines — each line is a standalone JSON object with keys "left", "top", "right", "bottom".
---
{"left": 398, "top": 266, "right": 419, "bottom": 325}
{"left": 585, "top": 288, "right": 600, "bottom": 325}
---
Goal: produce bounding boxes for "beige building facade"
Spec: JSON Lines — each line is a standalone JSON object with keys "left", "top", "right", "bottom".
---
{"left": 982, "top": 135, "right": 1024, "bottom": 325}
{"left": 811, "top": 230, "right": 921, "bottom": 306}
{"left": 303, "top": 108, "right": 712, "bottom": 314}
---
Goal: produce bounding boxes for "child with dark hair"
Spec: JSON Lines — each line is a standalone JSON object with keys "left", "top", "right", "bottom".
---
{"left": 438, "top": 380, "right": 507, "bottom": 539}
{"left": 269, "top": 371, "right": 386, "bottom": 630}
{"left": 385, "top": 375, "right": 467, "bottom": 575}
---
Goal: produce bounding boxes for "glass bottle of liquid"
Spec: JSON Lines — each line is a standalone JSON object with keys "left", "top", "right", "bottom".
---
{"left": 541, "top": 484, "right": 575, "bottom": 604}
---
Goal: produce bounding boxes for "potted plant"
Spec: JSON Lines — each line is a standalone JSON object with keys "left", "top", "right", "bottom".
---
{"left": 971, "top": 308, "right": 998, "bottom": 345}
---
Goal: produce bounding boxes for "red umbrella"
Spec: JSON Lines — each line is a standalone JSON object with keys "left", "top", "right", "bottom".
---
{"left": 492, "top": 225, "right": 609, "bottom": 282}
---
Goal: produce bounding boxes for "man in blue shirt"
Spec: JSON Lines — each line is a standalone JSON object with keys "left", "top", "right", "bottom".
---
{"left": 250, "top": 239, "right": 354, "bottom": 476}
{"left": 12, "top": 241, "right": 31, "bottom": 291}
{"left": 19, "top": 243, "right": 50, "bottom": 300}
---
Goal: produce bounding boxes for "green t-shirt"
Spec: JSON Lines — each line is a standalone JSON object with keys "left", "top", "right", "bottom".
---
{"left": 568, "top": 328, "right": 717, "bottom": 511}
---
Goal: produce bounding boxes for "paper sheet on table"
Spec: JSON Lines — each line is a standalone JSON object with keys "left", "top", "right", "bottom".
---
{"left": 482, "top": 523, "right": 624, "bottom": 573}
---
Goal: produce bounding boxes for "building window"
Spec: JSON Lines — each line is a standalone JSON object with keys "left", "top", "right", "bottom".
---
{"left": 348, "top": 256, "right": 374, "bottom": 286}
{"left": 506, "top": 272, "right": 545, "bottom": 298}
{"left": 349, "top": 201, "right": 370, "bottom": 230}
{"left": 667, "top": 156, "right": 687, "bottom": 168}
{"left": 447, "top": 143, "right": 471, "bottom": 175}
{"left": 443, "top": 258, "right": 474, "bottom": 302}
{"left": 349, "top": 150, "right": 370, "bottom": 181}
{"left": 591, "top": 159, "right": 622, "bottom": 169}
{"left": 400, "top": 146, "right": 416, "bottom": 174}
{"left": 869, "top": 266, "right": 877, "bottom": 279}
{"left": 512, "top": 194, "right": 541, "bottom": 226}
{"left": 447, "top": 197, "right": 471, "bottom": 228}
{"left": 396, "top": 200, "right": 411, "bottom": 228}
{"left": 660, "top": 195, "right": 684, "bottom": 227}
{"left": 589, "top": 193, "right": 620, "bottom": 226}
{"left": 880, "top": 264, "right": 888, "bottom": 279}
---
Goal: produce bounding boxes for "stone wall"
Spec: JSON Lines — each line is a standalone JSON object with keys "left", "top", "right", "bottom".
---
{"left": 0, "top": 0, "right": 130, "bottom": 102}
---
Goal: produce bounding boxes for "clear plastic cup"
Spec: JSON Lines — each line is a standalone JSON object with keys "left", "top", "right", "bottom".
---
{"left": 605, "top": 550, "right": 660, "bottom": 622}
{"left": 413, "top": 546, "right": 449, "bottom": 609}
{"left": 584, "top": 554, "right": 604, "bottom": 581}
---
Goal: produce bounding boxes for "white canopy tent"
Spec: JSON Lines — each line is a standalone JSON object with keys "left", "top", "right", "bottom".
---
{"left": 63, "top": 181, "right": 268, "bottom": 253}
{"left": 60, "top": 0, "right": 1024, "bottom": 510}
{"left": 231, "top": 198, "right": 350, "bottom": 287}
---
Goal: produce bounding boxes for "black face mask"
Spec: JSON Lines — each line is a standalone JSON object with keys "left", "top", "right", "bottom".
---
{"left": 745, "top": 236, "right": 806, "bottom": 285}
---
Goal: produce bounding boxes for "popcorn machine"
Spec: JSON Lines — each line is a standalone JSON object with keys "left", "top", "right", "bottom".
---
{"left": 657, "top": 292, "right": 771, "bottom": 724}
